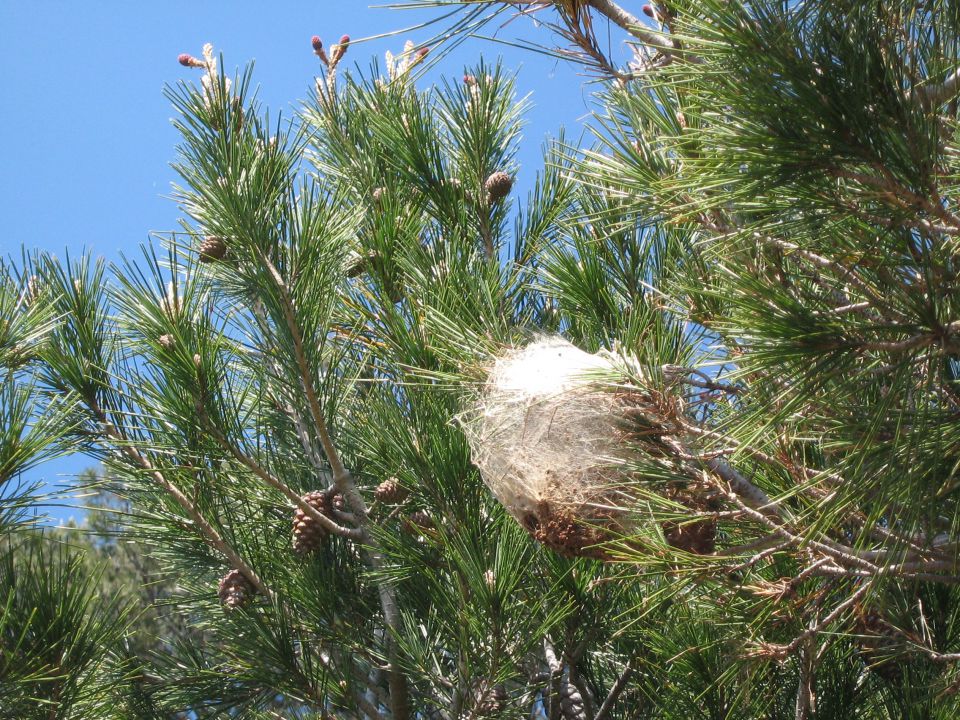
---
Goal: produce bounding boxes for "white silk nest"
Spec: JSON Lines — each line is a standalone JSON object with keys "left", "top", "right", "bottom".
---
{"left": 465, "top": 337, "right": 638, "bottom": 556}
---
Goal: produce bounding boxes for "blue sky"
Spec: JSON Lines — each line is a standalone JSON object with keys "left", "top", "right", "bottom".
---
{"left": 0, "top": 2, "right": 614, "bottom": 523}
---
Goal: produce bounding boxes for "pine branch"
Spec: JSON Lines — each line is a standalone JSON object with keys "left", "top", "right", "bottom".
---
{"left": 200, "top": 416, "right": 364, "bottom": 541}
{"left": 593, "top": 660, "right": 634, "bottom": 720}
{"left": 911, "top": 67, "right": 960, "bottom": 107}
{"left": 86, "top": 398, "right": 270, "bottom": 598}
{"left": 255, "top": 249, "right": 411, "bottom": 719}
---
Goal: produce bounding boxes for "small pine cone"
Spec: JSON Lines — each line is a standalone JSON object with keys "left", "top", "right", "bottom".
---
{"left": 198, "top": 235, "right": 228, "bottom": 263}
{"left": 405, "top": 510, "right": 434, "bottom": 534}
{"left": 292, "top": 490, "right": 334, "bottom": 555}
{"left": 475, "top": 683, "right": 507, "bottom": 715}
{"left": 484, "top": 171, "right": 514, "bottom": 204}
{"left": 375, "top": 477, "right": 407, "bottom": 504}
{"left": 158, "top": 333, "right": 176, "bottom": 350}
{"left": 179, "top": 53, "right": 206, "bottom": 68}
{"left": 662, "top": 517, "right": 717, "bottom": 555}
{"left": 218, "top": 569, "right": 254, "bottom": 610}
{"left": 560, "top": 679, "right": 586, "bottom": 720}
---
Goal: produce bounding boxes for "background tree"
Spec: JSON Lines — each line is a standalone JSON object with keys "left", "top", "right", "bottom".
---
{"left": 5, "top": 1, "right": 960, "bottom": 718}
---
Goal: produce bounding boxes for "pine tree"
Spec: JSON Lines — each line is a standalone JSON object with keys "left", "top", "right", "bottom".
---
{"left": 5, "top": 2, "right": 960, "bottom": 717}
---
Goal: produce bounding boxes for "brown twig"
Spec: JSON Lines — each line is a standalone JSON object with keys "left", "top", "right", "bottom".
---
{"left": 88, "top": 399, "right": 269, "bottom": 598}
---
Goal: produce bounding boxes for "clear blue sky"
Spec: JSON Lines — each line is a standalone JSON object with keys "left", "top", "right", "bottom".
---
{"left": 0, "top": 2, "right": 610, "bottom": 523}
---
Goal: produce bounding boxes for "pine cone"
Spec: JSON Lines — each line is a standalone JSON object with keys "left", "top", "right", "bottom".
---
{"left": 560, "top": 679, "right": 586, "bottom": 720}
{"left": 292, "top": 490, "right": 341, "bottom": 555}
{"left": 218, "top": 569, "right": 254, "bottom": 610}
{"left": 484, "top": 171, "right": 514, "bottom": 204}
{"left": 375, "top": 477, "right": 407, "bottom": 504}
{"left": 855, "top": 609, "right": 904, "bottom": 683}
{"left": 475, "top": 683, "right": 507, "bottom": 716}
{"left": 662, "top": 517, "right": 717, "bottom": 554}
{"left": 198, "top": 235, "right": 228, "bottom": 263}
{"left": 405, "top": 510, "right": 435, "bottom": 534}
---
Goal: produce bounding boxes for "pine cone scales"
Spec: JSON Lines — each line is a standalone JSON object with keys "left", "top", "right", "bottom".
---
{"left": 484, "top": 171, "right": 514, "bottom": 203}
{"left": 560, "top": 679, "right": 586, "bottom": 720}
{"left": 292, "top": 490, "right": 346, "bottom": 554}
{"left": 198, "top": 235, "right": 228, "bottom": 263}
{"left": 375, "top": 477, "right": 407, "bottom": 504}
{"left": 218, "top": 569, "right": 254, "bottom": 610}
{"left": 475, "top": 683, "right": 507, "bottom": 716}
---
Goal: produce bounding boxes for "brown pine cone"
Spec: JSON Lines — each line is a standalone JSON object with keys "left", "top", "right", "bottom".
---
{"left": 405, "top": 510, "right": 435, "bottom": 534}
{"left": 218, "top": 568, "right": 254, "bottom": 610}
{"left": 375, "top": 477, "right": 408, "bottom": 504}
{"left": 662, "top": 517, "right": 717, "bottom": 554}
{"left": 198, "top": 235, "right": 228, "bottom": 263}
{"left": 292, "top": 490, "right": 340, "bottom": 555}
{"left": 475, "top": 683, "right": 507, "bottom": 716}
{"left": 855, "top": 609, "right": 905, "bottom": 683}
{"left": 484, "top": 171, "right": 514, "bottom": 204}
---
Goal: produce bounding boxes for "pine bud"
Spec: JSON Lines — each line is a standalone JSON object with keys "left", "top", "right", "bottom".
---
{"left": 463, "top": 74, "right": 477, "bottom": 86}
{"left": 311, "top": 35, "right": 323, "bottom": 53}
{"left": 24, "top": 275, "right": 40, "bottom": 306}
{"left": 158, "top": 333, "right": 175, "bottom": 350}
{"left": 198, "top": 235, "right": 228, "bottom": 263}
{"left": 642, "top": 4, "right": 655, "bottom": 18}
{"left": 218, "top": 568, "right": 254, "bottom": 610}
{"left": 372, "top": 186, "right": 386, "bottom": 204}
{"left": 484, "top": 171, "right": 514, "bottom": 204}
{"left": 375, "top": 477, "right": 407, "bottom": 504}
{"left": 330, "top": 35, "right": 350, "bottom": 65}
{"left": 178, "top": 53, "right": 206, "bottom": 68}
{"left": 409, "top": 46, "right": 429, "bottom": 69}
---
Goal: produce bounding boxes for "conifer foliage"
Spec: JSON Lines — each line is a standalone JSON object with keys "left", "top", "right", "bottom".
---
{"left": 5, "top": 2, "right": 960, "bottom": 718}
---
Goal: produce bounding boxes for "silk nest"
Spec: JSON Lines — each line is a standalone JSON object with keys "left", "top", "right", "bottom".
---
{"left": 465, "top": 337, "right": 641, "bottom": 557}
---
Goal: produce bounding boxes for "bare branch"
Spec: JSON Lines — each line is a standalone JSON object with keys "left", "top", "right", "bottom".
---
{"left": 594, "top": 660, "right": 635, "bottom": 720}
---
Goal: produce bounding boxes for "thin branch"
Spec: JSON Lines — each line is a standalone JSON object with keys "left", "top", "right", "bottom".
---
{"left": 594, "top": 660, "right": 635, "bottom": 720}
{"left": 201, "top": 417, "right": 364, "bottom": 541}
{"left": 912, "top": 67, "right": 960, "bottom": 107}
{"left": 88, "top": 400, "right": 269, "bottom": 598}
{"left": 754, "top": 583, "right": 869, "bottom": 660}
{"left": 585, "top": 0, "right": 671, "bottom": 47}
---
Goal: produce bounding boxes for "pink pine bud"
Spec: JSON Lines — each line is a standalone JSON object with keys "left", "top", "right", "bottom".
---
{"left": 330, "top": 35, "right": 350, "bottom": 65}
{"left": 311, "top": 35, "right": 323, "bottom": 53}
{"left": 178, "top": 53, "right": 204, "bottom": 68}
{"left": 463, "top": 74, "right": 477, "bottom": 86}
{"left": 415, "top": 47, "right": 429, "bottom": 60}
{"left": 642, "top": 4, "right": 655, "bottom": 17}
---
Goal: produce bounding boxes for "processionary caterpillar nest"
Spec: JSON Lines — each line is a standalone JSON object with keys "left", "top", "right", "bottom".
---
{"left": 465, "top": 338, "right": 643, "bottom": 556}
{"left": 466, "top": 337, "right": 718, "bottom": 558}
